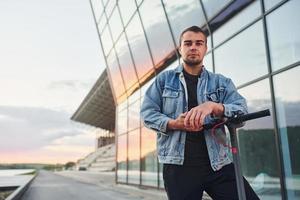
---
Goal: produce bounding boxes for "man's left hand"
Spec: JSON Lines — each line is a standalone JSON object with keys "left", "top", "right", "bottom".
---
{"left": 184, "top": 102, "right": 224, "bottom": 131}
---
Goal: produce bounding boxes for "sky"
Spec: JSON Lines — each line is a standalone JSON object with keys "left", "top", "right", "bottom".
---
{"left": 0, "top": 0, "right": 106, "bottom": 164}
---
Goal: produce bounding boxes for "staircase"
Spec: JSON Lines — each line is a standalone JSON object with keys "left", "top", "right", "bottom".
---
{"left": 77, "top": 143, "right": 115, "bottom": 172}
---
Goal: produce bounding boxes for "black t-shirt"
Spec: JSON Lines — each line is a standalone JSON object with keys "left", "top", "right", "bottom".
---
{"left": 183, "top": 69, "right": 213, "bottom": 174}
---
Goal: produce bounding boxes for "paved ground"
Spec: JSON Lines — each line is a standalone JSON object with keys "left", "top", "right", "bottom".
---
{"left": 21, "top": 170, "right": 167, "bottom": 200}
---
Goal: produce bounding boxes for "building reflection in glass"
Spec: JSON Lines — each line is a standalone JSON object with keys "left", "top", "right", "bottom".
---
{"left": 117, "top": 134, "right": 127, "bottom": 183}
{"left": 264, "top": 0, "right": 283, "bottom": 11}
{"left": 139, "top": 0, "right": 175, "bottom": 67}
{"left": 128, "top": 100, "right": 140, "bottom": 131}
{"left": 115, "top": 33, "right": 139, "bottom": 92}
{"left": 106, "top": 50, "right": 126, "bottom": 98}
{"left": 101, "top": 25, "right": 114, "bottom": 56}
{"left": 117, "top": 107, "right": 127, "bottom": 135}
{"left": 108, "top": 7, "right": 123, "bottom": 43}
{"left": 126, "top": 14, "right": 154, "bottom": 81}
{"left": 213, "top": 0, "right": 261, "bottom": 47}
{"left": 105, "top": 0, "right": 116, "bottom": 17}
{"left": 128, "top": 129, "right": 140, "bottom": 184}
{"left": 118, "top": 0, "right": 136, "bottom": 26}
{"left": 163, "top": 0, "right": 206, "bottom": 46}
{"left": 204, "top": 52, "right": 213, "bottom": 72}
{"left": 202, "top": 0, "right": 231, "bottom": 20}
{"left": 273, "top": 66, "right": 300, "bottom": 199}
{"left": 214, "top": 21, "right": 268, "bottom": 87}
{"left": 238, "top": 79, "right": 281, "bottom": 199}
{"left": 266, "top": 0, "right": 300, "bottom": 71}
{"left": 141, "top": 127, "right": 157, "bottom": 186}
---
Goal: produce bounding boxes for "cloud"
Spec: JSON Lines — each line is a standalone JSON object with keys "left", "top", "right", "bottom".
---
{"left": 47, "top": 79, "right": 95, "bottom": 90}
{"left": 0, "top": 105, "right": 95, "bottom": 155}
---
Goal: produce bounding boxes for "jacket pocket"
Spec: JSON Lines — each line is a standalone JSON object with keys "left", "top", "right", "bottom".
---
{"left": 162, "top": 88, "right": 179, "bottom": 116}
{"left": 205, "top": 87, "right": 224, "bottom": 103}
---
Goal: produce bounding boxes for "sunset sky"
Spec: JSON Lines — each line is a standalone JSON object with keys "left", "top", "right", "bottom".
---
{"left": 0, "top": 0, "right": 106, "bottom": 164}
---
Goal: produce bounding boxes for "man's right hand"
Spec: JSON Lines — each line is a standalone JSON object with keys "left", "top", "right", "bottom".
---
{"left": 167, "top": 113, "right": 203, "bottom": 131}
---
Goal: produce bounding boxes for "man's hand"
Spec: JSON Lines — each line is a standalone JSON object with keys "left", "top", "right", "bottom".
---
{"left": 184, "top": 102, "right": 224, "bottom": 130}
{"left": 167, "top": 113, "right": 187, "bottom": 131}
{"left": 167, "top": 113, "right": 203, "bottom": 132}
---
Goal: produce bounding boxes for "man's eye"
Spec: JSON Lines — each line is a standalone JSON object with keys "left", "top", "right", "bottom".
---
{"left": 196, "top": 42, "right": 203, "bottom": 46}
{"left": 184, "top": 43, "right": 192, "bottom": 46}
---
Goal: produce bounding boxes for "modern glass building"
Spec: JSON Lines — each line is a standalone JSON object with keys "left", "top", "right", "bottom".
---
{"left": 72, "top": 0, "right": 300, "bottom": 199}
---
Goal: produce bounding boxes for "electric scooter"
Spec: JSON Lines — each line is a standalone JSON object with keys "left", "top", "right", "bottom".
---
{"left": 204, "top": 109, "right": 271, "bottom": 200}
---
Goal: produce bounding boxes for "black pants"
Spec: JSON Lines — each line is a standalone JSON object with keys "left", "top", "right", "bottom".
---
{"left": 163, "top": 163, "right": 260, "bottom": 200}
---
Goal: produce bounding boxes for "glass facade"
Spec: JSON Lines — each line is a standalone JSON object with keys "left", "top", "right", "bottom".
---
{"left": 273, "top": 66, "right": 300, "bottom": 200}
{"left": 90, "top": 0, "right": 300, "bottom": 198}
{"left": 139, "top": 0, "right": 175, "bottom": 67}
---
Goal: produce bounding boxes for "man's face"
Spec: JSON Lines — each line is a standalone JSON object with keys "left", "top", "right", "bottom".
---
{"left": 179, "top": 31, "right": 207, "bottom": 67}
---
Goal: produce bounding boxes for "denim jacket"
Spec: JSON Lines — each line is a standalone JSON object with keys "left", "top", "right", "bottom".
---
{"left": 140, "top": 65, "right": 247, "bottom": 171}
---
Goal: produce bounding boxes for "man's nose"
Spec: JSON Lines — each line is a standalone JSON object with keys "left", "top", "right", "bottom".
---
{"left": 190, "top": 43, "right": 198, "bottom": 48}
{"left": 190, "top": 44, "right": 197, "bottom": 50}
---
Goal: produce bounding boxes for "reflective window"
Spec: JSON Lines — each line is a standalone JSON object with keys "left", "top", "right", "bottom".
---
{"left": 136, "top": 0, "right": 143, "bottom": 6}
{"left": 108, "top": 7, "right": 123, "bottom": 43}
{"left": 117, "top": 108, "right": 127, "bottom": 135}
{"left": 98, "top": 15, "right": 107, "bottom": 34}
{"left": 207, "top": 35, "right": 212, "bottom": 52}
{"left": 141, "top": 77, "right": 155, "bottom": 97}
{"left": 128, "top": 129, "right": 140, "bottom": 184}
{"left": 128, "top": 89, "right": 140, "bottom": 104}
{"left": 162, "top": 59, "right": 179, "bottom": 72}
{"left": 163, "top": 0, "right": 206, "bottom": 46}
{"left": 126, "top": 14, "right": 154, "bottom": 80}
{"left": 106, "top": 50, "right": 126, "bottom": 98}
{"left": 266, "top": 0, "right": 300, "bottom": 71}
{"left": 273, "top": 66, "right": 300, "bottom": 199}
{"left": 213, "top": 1, "right": 261, "bottom": 46}
{"left": 102, "top": 0, "right": 109, "bottom": 7}
{"left": 115, "top": 33, "right": 139, "bottom": 91}
{"left": 202, "top": 0, "right": 232, "bottom": 20}
{"left": 116, "top": 93, "right": 128, "bottom": 105}
{"left": 101, "top": 25, "right": 113, "bottom": 56}
{"left": 91, "top": 0, "right": 103, "bottom": 20}
{"left": 264, "top": 0, "right": 283, "bottom": 11}
{"left": 117, "top": 99, "right": 128, "bottom": 112}
{"left": 141, "top": 127, "right": 157, "bottom": 187}
{"left": 214, "top": 21, "right": 268, "bottom": 86}
{"left": 204, "top": 52, "right": 213, "bottom": 72}
{"left": 118, "top": 0, "right": 137, "bottom": 26}
{"left": 105, "top": 0, "right": 116, "bottom": 17}
{"left": 238, "top": 79, "right": 281, "bottom": 199}
{"left": 139, "top": 0, "right": 175, "bottom": 67}
{"left": 128, "top": 100, "right": 140, "bottom": 131}
{"left": 117, "top": 134, "right": 127, "bottom": 183}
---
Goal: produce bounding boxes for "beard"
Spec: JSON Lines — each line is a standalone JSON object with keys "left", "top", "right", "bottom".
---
{"left": 182, "top": 57, "right": 202, "bottom": 67}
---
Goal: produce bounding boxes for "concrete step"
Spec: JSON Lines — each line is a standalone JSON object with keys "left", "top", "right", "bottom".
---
{"left": 90, "top": 162, "right": 115, "bottom": 168}
{"left": 88, "top": 166, "right": 115, "bottom": 172}
{"left": 95, "top": 157, "right": 115, "bottom": 163}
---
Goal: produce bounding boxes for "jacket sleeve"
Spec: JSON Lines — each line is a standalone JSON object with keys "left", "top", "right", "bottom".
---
{"left": 140, "top": 75, "right": 172, "bottom": 134}
{"left": 222, "top": 78, "right": 248, "bottom": 117}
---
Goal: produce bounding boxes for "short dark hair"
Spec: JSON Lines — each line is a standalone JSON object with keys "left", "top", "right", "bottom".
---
{"left": 179, "top": 26, "right": 207, "bottom": 46}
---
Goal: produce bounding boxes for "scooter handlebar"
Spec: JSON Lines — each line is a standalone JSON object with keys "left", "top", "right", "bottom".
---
{"left": 229, "top": 109, "right": 270, "bottom": 124}
{"left": 203, "top": 109, "right": 271, "bottom": 129}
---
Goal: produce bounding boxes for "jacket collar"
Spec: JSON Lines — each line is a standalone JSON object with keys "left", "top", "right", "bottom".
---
{"left": 175, "top": 64, "right": 207, "bottom": 79}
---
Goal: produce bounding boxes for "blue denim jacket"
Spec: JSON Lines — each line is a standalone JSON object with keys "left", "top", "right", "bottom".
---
{"left": 140, "top": 65, "right": 247, "bottom": 171}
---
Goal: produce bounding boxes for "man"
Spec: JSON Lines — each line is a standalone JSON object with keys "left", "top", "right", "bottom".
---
{"left": 140, "top": 26, "right": 259, "bottom": 200}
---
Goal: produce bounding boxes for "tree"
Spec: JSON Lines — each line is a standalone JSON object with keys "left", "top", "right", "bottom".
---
{"left": 65, "top": 162, "right": 76, "bottom": 170}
